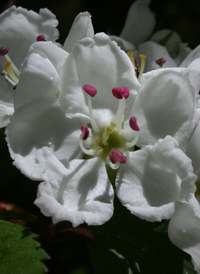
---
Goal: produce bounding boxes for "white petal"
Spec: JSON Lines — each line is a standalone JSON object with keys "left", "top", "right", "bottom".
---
{"left": 63, "top": 12, "right": 94, "bottom": 53}
{"left": 34, "top": 152, "right": 114, "bottom": 227}
{"left": 0, "top": 6, "right": 59, "bottom": 124}
{"left": 116, "top": 136, "right": 197, "bottom": 222}
{"left": 0, "top": 102, "right": 14, "bottom": 127}
{"left": 109, "top": 35, "right": 135, "bottom": 51}
{"left": 14, "top": 52, "right": 59, "bottom": 110}
{"left": 187, "top": 58, "right": 200, "bottom": 98}
{"left": 131, "top": 69, "right": 197, "bottom": 149}
{"left": 0, "top": 6, "right": 58, "bottom": 68}
{"left": 180, "top": 45, "right": 200, "bottom": 68}
{"left": 150, "top": 29, "right": 182, "bottom": 58}
{"left": 168, "top": 196, "right": 200, "bottom": 274}
{"left": 60, "top": 33, "right": 139, "bottom": 127}
{"left": 139, "top": 41, "right": 177, "bottom": 72}
{"left": 187, "top": 119, "right": 200, "bottom": 180}
{"left": 174, "top": 43, "right": 192, "bottom": 66}
{"left": 120, "top": 0, "right": 155, "bottom": 47}
{"left": 6, "top": 96, "right": 88, "bottom": 180}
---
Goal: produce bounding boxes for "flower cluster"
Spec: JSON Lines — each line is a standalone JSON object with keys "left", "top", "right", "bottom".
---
{"left": 1, "top": 1, "right": 200, "bottom": 272}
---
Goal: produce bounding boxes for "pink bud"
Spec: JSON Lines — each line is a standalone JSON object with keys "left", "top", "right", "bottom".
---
{"left": 109, "top": 150, "right": 126, "bottom": 164}
{"left": 129, "top": 116, "right": 140, "bottom": 131}
{"left": 81, "top": 125, "right": 89, "bottom": 140}
{"left": 83, "top": 84, "right": 97, "bottom": 97}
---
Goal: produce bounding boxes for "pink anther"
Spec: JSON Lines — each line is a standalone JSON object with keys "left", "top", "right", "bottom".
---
{"left": 0, "top": 47, "right": 9, "bottom": 56}
{"left": 37, "top": 35, "right": 46, "bottom": 41}
{"left": 129, "top": 116, "right": 140, "bottom": 131}
{"left": 112, "top": 87, "right": 129, "bottom": 99}
{"left": 83, "top": 84, "right": 97, "bottom": 97}
{"left": 81, "top": 125, "right": 89, "bottom": 140}
{"left": 155, "top": 58, "right": 166, "bottom": 67}
{"left": 109, "top": 150, "right": 126, "bottom": 164}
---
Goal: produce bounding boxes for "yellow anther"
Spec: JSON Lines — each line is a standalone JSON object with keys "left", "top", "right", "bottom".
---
{"left": 127, "top": 51, "right": 136, "bottom": 68}
{"left": 4, "top": 61, "right": 19, "bottom": 84}
{"left": 138, "top": 54, "right": 146, "bottom": 81}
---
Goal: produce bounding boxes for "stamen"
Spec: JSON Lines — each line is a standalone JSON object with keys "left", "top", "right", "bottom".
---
{"left": 0, "top": 47, "right": 9, "bottom": 56}
{"left": 109, "top": 150, "right": 126, "bottom": 170}
{"left": 5, "top": 61, "right": 19, "bottom": 84}
{"left": 126, "top": 117, "right": 140, "bottom": 149}
{"left": 129, "top": 116, "right": 140, "bottom": 131}
{"left": 81, "top": 125, "right": 89, "bottom": 140}
{"left": 1, "top": 69, "right": 16, "bottom": 86}
{"left": 37, "top": 35, "right": 46, "bottom": 41}
{"left": 79, "top": 135, "right": 95, "bottom": 156}
{"left": 112, "top": 87, "right": 129, "bottom": 130}
{"left": 83, "top": 84, "right": 97, "bottom": 97}
{"left": 83, "top": 85, "right": 98, "bottom": 133}
{"left": 155, "top": 57, "right": 166, "bottom": 67}
{"left": 4, "top": 55, "right": 20, "bottom": 77}
{"left": 112, "top": 87, "right": 129, "bottom": 99}
{"left": 138, "top": 54, "right": 146, "bottom": 81}
{"left": 127, "top": 51, "right": 136, "bottom": 68}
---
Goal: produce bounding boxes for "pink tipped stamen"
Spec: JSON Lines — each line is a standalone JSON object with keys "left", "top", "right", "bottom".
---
{"left": 129, "top": 116, "right": 140, "bottom": 131}
{"left": 110, "top": 150, "right": 126, "bottom": 165}
{"left": 37, "top": 35, "right": 46, "bottom": 41}
{"left": 0, "top": 47, "right": 9, "bottom": 56}
{"left": 83, "top": 84, "right": 97, "bottom": 97}
{"left": 112, "top": 87, "right": 129, "bottom": 99}
{"left": 81, "top": 125, "right": 89, "bottom": 140}
{"left": 155, "top": 57, "right": 166, "bottom": 67}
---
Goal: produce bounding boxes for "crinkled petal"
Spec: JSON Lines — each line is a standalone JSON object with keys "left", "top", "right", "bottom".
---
{"left": 168, "top": 196, "right": 200, "bottom": 274}
{"left": 187, "top": 118, "right": 200, "bottom": 180}
{"left": 150, "top": 29, "right": 182, "bottom": 58}
{"left": 34, "top": 150, "right": 114, "bottom": 227}
{"left": 131, "top": 69, "right": 198, "bottom": 149}
{"left": 0, "top": 6, "right": 59, "bottom": 125}
{"left": 60, "top": 33, "right": 139, "bottom": 128}
{"left": 0, "top": 102, "right": 14, "bottom": 127}
{"left": 116, "top": 136, "right": 197, "bottom": 222}
{"left": 187, "top": 58, "right": 200, "bottom": 101}
{"left": 0, "top": 6, "right": 58, "bottom": 68}
{"left": 139, "top": 41, "right": 177, "bottom": 72}
{"left": 14, "top": 51, "right": 59, "bottom": 110}
{"left": 6, "top": 96, "right": 88, "bottom": 180}
{"left": 120, "top": 0, "right": 155, "bottom": 47}
{"left": 63, "top": 12, "right": 94, "bottom": 53}
{"left": 180, "top": 45, "right": 200, "bottom": 68}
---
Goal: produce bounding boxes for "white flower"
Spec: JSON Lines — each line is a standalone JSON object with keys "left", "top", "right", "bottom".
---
{"left": 0, "top": 5, "right": 59, "bottom": 127}
{"left": 6, "top": 33, "right": 198, "bottom": 226}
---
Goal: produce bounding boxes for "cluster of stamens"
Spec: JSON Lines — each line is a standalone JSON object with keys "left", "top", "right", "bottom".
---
{"left": 127, "top": 51, "right": 146, "bottom": 80}
{"left": 0, "top": 35, "right": 46, "bottom": 89}
{"left": 79, "top": 84, "right": 140, "bottom": 170}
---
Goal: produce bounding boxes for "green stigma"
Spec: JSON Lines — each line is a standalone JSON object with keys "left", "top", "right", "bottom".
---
{"left": 91, "top": 122, "right": 126, "bottom": 161}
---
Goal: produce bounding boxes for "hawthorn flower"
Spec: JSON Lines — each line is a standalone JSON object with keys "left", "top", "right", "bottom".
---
{"left": 0, "top": 5, "right": 59, "bottom": 127}
{"left": 6, "top": 33, "right": 199, "bottom": 226}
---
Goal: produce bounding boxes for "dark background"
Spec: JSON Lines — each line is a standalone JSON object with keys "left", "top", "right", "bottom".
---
{"left": 1, "top": 0, "right": 200, "bottom": 49}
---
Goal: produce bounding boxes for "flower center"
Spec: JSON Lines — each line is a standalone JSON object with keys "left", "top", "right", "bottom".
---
{"left": 79, "top": 84, "right": 140, "bottom": 170}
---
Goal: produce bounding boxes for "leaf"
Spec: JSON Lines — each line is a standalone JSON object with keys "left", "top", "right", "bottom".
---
{"left": 87, "top": 198, "right": 183, "bottom": 274}
{"left": 0, "top": 220, "right": 49, "bottom": 274}
{"left": 183, "top": 258, "right": 198, "bottom": 274}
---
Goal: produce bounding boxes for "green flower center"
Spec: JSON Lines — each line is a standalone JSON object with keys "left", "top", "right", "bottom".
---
{"left": 91, "top": 122, "right": 126, "bottom": 161}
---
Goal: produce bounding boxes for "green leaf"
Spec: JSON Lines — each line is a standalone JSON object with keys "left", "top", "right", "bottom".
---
{"left": 87, "top": 198, "right": 183, "bottom": 274}
{"left": 183, "top": 258, "right": 198, "bottom": 274}
{"left": 0, "top": 220, "right": 49, "bottom": 274}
